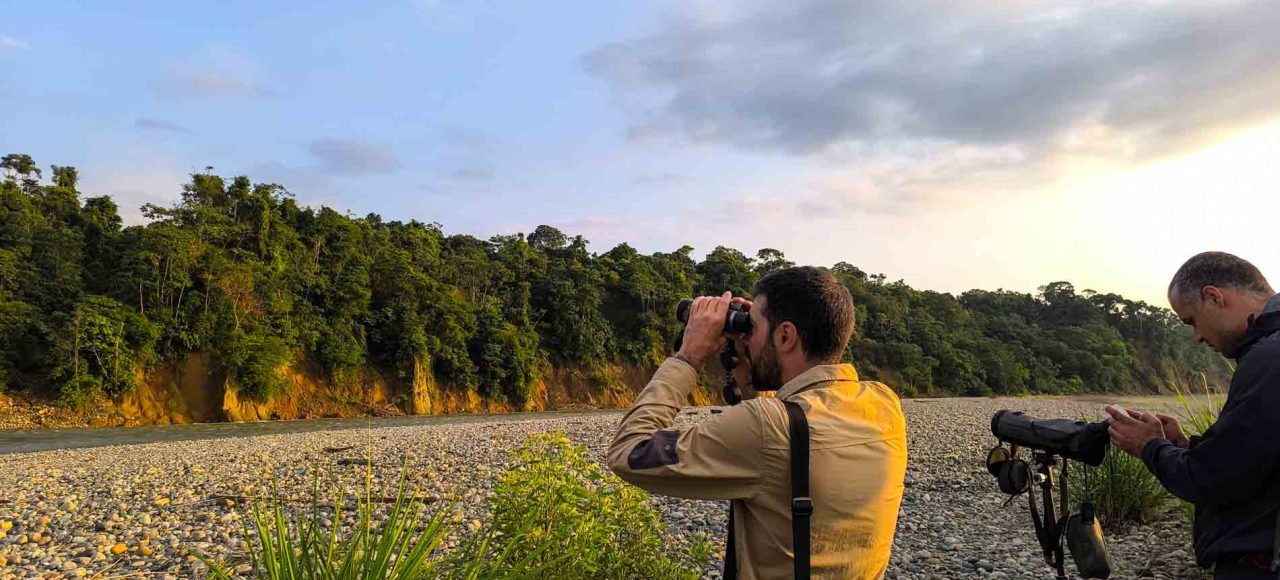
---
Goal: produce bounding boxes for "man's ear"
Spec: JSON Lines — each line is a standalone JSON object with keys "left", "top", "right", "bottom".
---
{"left": 775, "top": 321, "right": 800, "bottom": 355}
{"left": 1203, "top": 286, "right": 1224, "bottom": 307}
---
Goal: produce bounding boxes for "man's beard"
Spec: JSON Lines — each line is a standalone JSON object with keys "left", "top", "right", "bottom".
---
{"left": 749, "top": 340, "right": 784, "bottom": 391}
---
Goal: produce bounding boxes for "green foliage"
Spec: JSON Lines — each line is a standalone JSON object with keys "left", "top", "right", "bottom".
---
{"left": 207, "top": 434, "right": 711, "bottom": 579}
{"left": 0, "top": 296, "right": 38, "bottom": 391}
{"left": 469, "top": 300, "right": 540, "bottom": 405}
{"left": 1065, "top": 375, "right": 1228, "bottom": 533}
{"left": 0, "top": 153, "right": 1230, "bottom": 404}
{"left": 51, "top": 295, "right": 158, "bottom": 401}
{"left": 696, "top": 246, "right": 755, "bottom": 297}
{"left": 455, "top": 432, "right": 714, "bottom": 579}
{"left": 1169, "top": 372, "right": 1226, "bottom": 438}
{"left": 225, "top": 330, "right": 293, "bottom": 401}
{"left": 1067, "top": 448, "right": 1171, "bottom": 532}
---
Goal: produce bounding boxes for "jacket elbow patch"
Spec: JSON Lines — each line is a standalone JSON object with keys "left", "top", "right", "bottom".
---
{"left": 627, "top": 429, "right": 680, "bottom": 470}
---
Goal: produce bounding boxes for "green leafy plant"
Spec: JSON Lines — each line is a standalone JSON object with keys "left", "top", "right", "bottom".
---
{"left": 1169, "top": 371, "right": 1226, "bottom": 438}
{"left": 453, "top": 432, "right": 714, "bottom": 579}
{"left": 204, "top": 457, "right": 451, "bottom": 579}
{"left": 1067, "top": 447, "right": 1171, "bottom": 531}
{"left": 224, "top": 330, "right": 293, "bottom": 400}
{"left": 51, "top": 295, "right": 158, "bottom": 405}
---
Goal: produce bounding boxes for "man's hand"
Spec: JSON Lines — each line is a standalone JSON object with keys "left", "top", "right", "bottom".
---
{"left": 1106, "top": 405, "right": 1166, "bottom": 458}
{"left": 1153, "top": 412, "right": 1190, "bottom": 448}
{"left": 676, "top": 292, "right": 732, "bottom": 369}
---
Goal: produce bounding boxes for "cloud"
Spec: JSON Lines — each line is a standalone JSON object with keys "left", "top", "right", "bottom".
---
{"left": 0, "top": 34, "right": 29, "bottom": 51}
{"left": 448, "top": 166, "right": 495, "bottom": 181}
{"left": 631, "top": 172, "right": 687, "bottom": 187}
{"left": 584, "top": 0, "right": 1280, "bottom": 162}
{"left": 437, "top": 126, "right": 495, "bottom": 153}
{"left": 134, "top": 117, "right": 194, "bottom": 135}
{"left": 309, "top": 138, "right": 400, "bottom": 175}
{"left": 152, "top": 49, "right": 265, "bottom": 100}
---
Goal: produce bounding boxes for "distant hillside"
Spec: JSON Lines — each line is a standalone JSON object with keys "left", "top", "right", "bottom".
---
{"left": 0, "top": 153, "right": 1229, "bottom": 415}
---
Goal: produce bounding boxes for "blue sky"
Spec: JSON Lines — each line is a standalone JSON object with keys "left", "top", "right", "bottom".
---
{"left": 5, "top": 1, "right": 1280, "bottom": 304}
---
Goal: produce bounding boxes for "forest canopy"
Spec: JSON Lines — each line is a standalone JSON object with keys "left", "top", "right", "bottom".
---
{"left": 0, "top": 153, "right": 1228, "bottom": 407}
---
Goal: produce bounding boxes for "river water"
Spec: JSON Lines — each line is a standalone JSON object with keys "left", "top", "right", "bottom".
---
{"left": 0, "top": 409, "right": 622, "bottom": 455}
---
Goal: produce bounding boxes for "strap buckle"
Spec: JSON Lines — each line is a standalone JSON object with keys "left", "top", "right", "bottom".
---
{"left": 792, "top": 497, "right": 813, "bottom": 516}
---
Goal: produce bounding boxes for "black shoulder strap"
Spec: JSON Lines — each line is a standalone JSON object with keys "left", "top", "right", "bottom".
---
{"left": 723, "top": 500, "right": 738, "bottom": 580}
{"left": 784, "top": 399, "right": 812, "bottom": 580}
{"left": 722, "top": 400, "right": 812, "bottom": 580}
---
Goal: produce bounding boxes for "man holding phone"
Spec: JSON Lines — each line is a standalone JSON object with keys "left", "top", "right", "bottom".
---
{"left": 1106, "top": 252, "right": 1280, "bottom": 579}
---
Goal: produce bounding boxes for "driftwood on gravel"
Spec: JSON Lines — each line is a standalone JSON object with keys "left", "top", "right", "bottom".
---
{"left": 209, "top": 494, "right": 440, "bottom": 507}
{"left": 336, "top": 457, "right": 373, "bottom": 467}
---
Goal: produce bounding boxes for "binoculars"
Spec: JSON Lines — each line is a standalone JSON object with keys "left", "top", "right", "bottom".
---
{"left": 675, "top": 298, "right": 752, "bottom": 334}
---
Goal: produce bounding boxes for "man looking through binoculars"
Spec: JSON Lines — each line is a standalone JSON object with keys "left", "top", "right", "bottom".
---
{"left": 607, "top": 266, "right": 908, "bottom": 579}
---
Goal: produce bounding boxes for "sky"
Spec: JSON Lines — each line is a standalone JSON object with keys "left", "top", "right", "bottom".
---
{"left": 3, "top": 0, "right": 1280, "bottom": 305}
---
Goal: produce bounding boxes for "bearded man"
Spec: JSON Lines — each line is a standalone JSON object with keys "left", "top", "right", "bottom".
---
{"left": 608, "top": 266, "right": 908, "bottom": 579}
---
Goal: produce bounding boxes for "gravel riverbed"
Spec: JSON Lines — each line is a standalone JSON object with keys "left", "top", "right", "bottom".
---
{"left": 0, "top": 398, "right": 1204, "bottom": 579}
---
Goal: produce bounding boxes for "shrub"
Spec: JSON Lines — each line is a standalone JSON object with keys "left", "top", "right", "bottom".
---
{"left": 225, "top": 330, "right": 293, "bottom": 400}
{"left": 1067, "top": 447, "right": 1170, "bottom": 532}
{"left": 453, "top": 432, "right": 714, "bottom": 579}
{"left": 51, "top": 295, "right": 158, "bottom": 402}
{"left": 56, "top": 374, "right": 102, "bottom": 410}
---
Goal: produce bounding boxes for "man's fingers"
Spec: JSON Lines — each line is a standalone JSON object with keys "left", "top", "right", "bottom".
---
{"left": 731, "top": 296, "right": 753, "bottom": 309}
{"left": 713, "top": 292, "right": 732, "bottom": 315}
{"left": 1105, "top": 406, "right": 1138, "bottom": 425}
{"left": 1106, "top": 405, "right": 1147, "bottom": 426}
{"left": 1130, "top": 410, "right": 1163, "bottom": 427}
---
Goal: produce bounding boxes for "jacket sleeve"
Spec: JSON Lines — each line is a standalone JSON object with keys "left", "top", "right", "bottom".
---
{"left": 607, "top": 357, "right": 764, "bottom": 500}
{"left": 1141, "top": 357, "right": 1280, "bottom": 506}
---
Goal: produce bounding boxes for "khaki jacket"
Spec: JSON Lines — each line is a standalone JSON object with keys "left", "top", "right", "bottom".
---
{"left": 608, "top": 358, "right": 908, "bottom": 579}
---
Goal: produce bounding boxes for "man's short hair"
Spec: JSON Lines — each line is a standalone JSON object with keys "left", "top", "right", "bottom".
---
{"left": 1169, "top": 251, "right": 1273, "bottom": 303}
{"left": 753, "top": 266, "right": 855, "bottom": 364}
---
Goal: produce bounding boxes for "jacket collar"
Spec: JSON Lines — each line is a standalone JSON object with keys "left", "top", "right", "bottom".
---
{"left": 1231, "top": 303, "right": 1280, "bottom": 360}
{"left": 1264, "top": 293, "right": 1280, "bottom": 315}
{"left": 776, "top": 363, "right": 860, "bottom": 400}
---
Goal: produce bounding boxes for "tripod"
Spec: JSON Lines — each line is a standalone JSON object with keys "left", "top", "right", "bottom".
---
{"left": 1028, "top": 452, "right": 1070, "bottom": 580}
